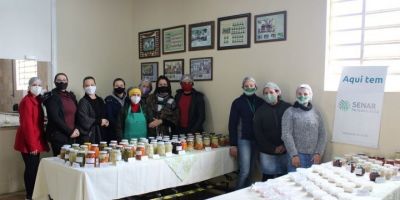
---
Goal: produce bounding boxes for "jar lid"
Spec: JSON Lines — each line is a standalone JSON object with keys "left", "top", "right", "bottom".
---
{"left": 100, "top": 141, "right": 107, "bottom": 144}
{"left": 92, "top": 144, "right": 99, "bottom": 147}
{"left": 125, "top": 146, "right": 132, "bottom": 149}
{"left": 63, "top": 144, "right": 72, "bottom": 148}
{"left": 84, "top": 142, "right": 91, "bottom": 145}
{"left": 80, "top": 145, "right": 88, "bottom": 148}
{"left": 78, "top": 150, "right": 85, "bottom": 154}
{"left": 87, "top": 151, "right": 95, "bottom": 154}
{"left": 110, "top": 140, "right": 118, "bottom": 143}
{"left": 158, "top": 141, "right": 165, "bottom": 144}
{"left": 99, "top": 151, "right": 107, "bottom": 154}
{"left": 72, "top": 144, "right": 80, "bottom": 147}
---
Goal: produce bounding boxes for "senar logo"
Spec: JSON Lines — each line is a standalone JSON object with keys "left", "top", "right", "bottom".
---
{"left": 338, "top": 99, "right": 350, "bottom": 111}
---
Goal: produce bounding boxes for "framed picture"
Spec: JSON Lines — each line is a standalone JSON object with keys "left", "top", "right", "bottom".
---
{"left": 217, "top": 13, "right": 251, "bottom": 50}
{"left": 190, "top": 57, "right": 213, "bottom": 81}
{"left": 141, "top": 62, "right": 158, "bottom": 82}
{"left": 254, "top": 11, "right": 287, "bottom": 43}
{"left": 189, "top": 21, "right": 215, "bottom": 51}
{"left": 138, "top": 29, "right": 161, "bottom": 59}
{"left": 162, "top": 25, "right": 186, "bottom": 54}
{"left": 163, "top": 59, "right": 184, "bottom": 82}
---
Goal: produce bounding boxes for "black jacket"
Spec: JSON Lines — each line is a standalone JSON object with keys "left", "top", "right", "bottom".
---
{"left": 253, "top": 100, "right": 291, "bottom": 155}
{"left": 43, "top": 89, "right": 78, "bottom": 144}
{"left": 175, "top": 88, "right": 205, "bottom": 133}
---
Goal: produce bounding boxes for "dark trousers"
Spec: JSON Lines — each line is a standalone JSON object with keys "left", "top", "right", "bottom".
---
{"left": 51, "top": 142, "right": 63, "bottom": 156}
{"left": 21, "top": 153, "right": 40, "bottom": 199}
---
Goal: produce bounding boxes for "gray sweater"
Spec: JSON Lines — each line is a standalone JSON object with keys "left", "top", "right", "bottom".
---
{"left": 281, "top": 106, "right": 327, "bottom": 157}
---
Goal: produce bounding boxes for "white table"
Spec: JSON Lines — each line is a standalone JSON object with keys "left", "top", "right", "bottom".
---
{"left": 33, "top": 147, "right": 237, "bottom": 200}
{"left": 209, "top": 167, "right": 400, "bottom": 200}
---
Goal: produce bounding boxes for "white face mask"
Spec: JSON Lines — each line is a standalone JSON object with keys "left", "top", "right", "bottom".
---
{"left": 130, "top": 96, "right": 141, "bottom": 104}
{"left": 30, "top": 86, "right": 42, "bottom": 96}
{"left": 84, "top": 86, "right": 96, "bottom": 95}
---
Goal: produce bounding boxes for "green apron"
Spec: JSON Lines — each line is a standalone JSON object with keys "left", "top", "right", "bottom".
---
{"left": 123, "top": 105, "right": 147, "bottom": 139}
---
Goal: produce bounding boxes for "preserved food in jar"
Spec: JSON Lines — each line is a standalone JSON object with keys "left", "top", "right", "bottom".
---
{"left": 123, "top": 146, "right": 133, "bottom": 161}
{"left": 85, "top": 151, "right": 96, "bottom": 165}
{"left": 90, "top": 144, "right": 100, "bottom": 158}
{"left": 157, "top": 141, "right": 166, "bottom": 156}
{"left": 203, "top": 136, "right": 211, "bottom": 147}
{"left": 187, "top": 138, "right": 194, "bottom": 151}
{"left": 99, "top": 151, "right": 109, "bottom": 163}
{"left": 99, "top": 141, "right": 107, "bottom": 150}
{"left": 195, "top": 136, "right": 203, "bottom": 150}
{"left": 211, "top": 136, "right": 219, "bottom": 148}
{"left": 76, "top": 151, "right": 86, "bottom": 167}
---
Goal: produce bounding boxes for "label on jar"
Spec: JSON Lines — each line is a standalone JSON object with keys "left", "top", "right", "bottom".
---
{"left": 65, "top": 154, "right": 70, "bottom": 159}
{"left": 178, "top": 150, "right": 186, "bottom": 155}
{"left": 86, "top": 158, "right": 95, "bottom": 164}
{"left": 205, "top": 147, "right": 212, "bottom": 151}
{"left": 176, "top": 146, "right": 182, "bottom": 151}
{"left": 152, "top": 154, "right": 160, "bottom": 159}
{"left": 355, "top": 168, "right": 363, "bottom": 175}
{"left": 76, "top": 157, "right": 83, "bottom": 163}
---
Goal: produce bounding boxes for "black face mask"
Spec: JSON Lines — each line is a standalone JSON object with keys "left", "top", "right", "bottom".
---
{"left": 114, "top": 87, "right": 125, "bottom": 94}
{"left": 55, "top": 82, "right": 68, "bottom": 90}
{"left": 158, "top": 86, "right": 169, "bottom": 94}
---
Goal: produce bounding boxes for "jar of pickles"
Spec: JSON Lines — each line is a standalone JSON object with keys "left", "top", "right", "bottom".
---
{"left": 211, "top": 136, "right": 219, "bottom": 148}
{"left": 83, "top": 142, "right": 92, "bottom": 150}
{"left": 110, "top": 149, "right": 122, "bottom": 165}
{"left": 187, "top": 138, "right": 194, "bottom": 151}
{"left": 69, "top": 149, "right": 77, "bottom": 165}
{"left": 80, "top": 145, "right": 89, "bottom": 152}
{"left": 99, "top": 141, "right": 107, "bottom": 150}
{"left": 123, "top": 146, "right": 133, "bottom": 161}
{"left": 157, "top": 141, "right": 166, "bottom": 156}
{"left": 76, "top": 150, "right": 86, "bottom": 167}
{"left": 195, "top": 136, "right": 203, "bottom": 150}
{"left": 85, "top": 151, "right": 96, "bottom": 165}
{"left": 203, "top": 136, "right": 211, "bottom": 147}
{"left": 61, "top": 147, "right": 68, "bottom": 160}
{"left": 91, "top": 144, "right": 100, "bottom": 158}
{"left": 99, "top": 151, "right": 109, "bottom": 163}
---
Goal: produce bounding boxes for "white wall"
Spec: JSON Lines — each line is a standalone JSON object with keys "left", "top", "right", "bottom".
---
{"left": 58, "top": 0, "right": 400, "bottom": 161}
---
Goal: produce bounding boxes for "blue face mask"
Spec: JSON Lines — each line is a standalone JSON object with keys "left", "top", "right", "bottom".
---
{"left": 297, "top": 95, "right": 309, "bottom": 104}
{"left": 243, "top": 88, "right": 256, "bottom": 96}
{"left": 264, "top": 93, "right": 277, "bottom": 104}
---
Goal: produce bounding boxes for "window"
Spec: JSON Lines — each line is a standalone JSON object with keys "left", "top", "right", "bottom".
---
{"left": 325, "top": 0, "right": 400, "bottom": 91}
{"left": 15, "top": 60, "right": 38, "bottom": 90}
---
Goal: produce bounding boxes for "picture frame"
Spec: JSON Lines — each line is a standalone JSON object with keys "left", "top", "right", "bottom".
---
{"left": 162, "top": 25, "right": 186, "bottom": 54}
{"left": 217, "top": 13, "right": 251, "bottom": 50}
{"left": 141, "top": 62, "right": 158, "bottom": 82}
{"left": 190, "top": 57, "right": 213, "bottom": 81}
{"left": 138, "top": 29, "right": 161, "bottom": 59}
{"left": 189, "top": 21, "right": 215, "bottom": 51}
{"left": 163, "top": 59, "right": 184, "bottom": 82}
{"left": 254, "top": 11, "right": 287, "bottom": 43}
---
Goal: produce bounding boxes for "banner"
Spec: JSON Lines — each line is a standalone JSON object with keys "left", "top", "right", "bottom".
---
{"left": 332, "top": 66, "right": 387, "bottom": 148}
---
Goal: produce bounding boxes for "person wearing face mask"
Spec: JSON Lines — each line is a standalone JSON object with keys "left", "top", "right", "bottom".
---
{"left": 228, "top": 76, "right": 264, "bottom": 189}
{"left": 175, "top": 74, "right": 205, "bottom": 134}
{"left": 253, "top": 82, "right": 291, "bottom": 181}
{"left": 146, "top": 75, "right": 179, "bottom": 137}
{"left": 116, "top": 88, "right": 147, "bottom": 140}
{"left": 43, "top": 73, "right": 79, "bottom": 156}
{"left": 138, "top": 78, "right": 153, "bottom": 106}
{"left": 281, "top": 84, "right": 327, "bottom": 172}
{"left": 105, "top": 78, "right": 127, "bottom": 142}
{"left": 77, "top": 76, "right": 109, "bottom": 144}
{"left": 14, "top": 77, "right": 49, "bottom": 200}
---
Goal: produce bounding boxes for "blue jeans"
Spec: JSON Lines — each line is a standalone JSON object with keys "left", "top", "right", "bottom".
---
{"left": 236, "top": 139, "right": 255, "bottom": 189}
{"left": 259, "top": 153, "right": 288, "bottom": 175}
{"left": 287, "top": 153, "right": 313, "bottom": 172}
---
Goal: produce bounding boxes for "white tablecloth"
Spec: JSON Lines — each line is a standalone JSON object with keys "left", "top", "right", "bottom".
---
{"left": 209, "top": 168, "right": 400, "bottom": 200}
{"left": 33, "top": 147, "right": 237, "bottom": 200}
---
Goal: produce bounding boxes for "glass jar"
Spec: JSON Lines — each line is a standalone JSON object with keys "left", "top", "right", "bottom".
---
{"left": 83, "top": 142, "right": 92, "bottom": 151}
{"left": 72, "top": 143, "right": 80, "bottom": 150}
{"left": 80, "top": 145, "right": 89, "bottom": 152}
{"left": 355, "top": 164, "right": 365, "bottom": 176}
{"left": 147, "top": 144, "right": 154, "bottom": 158}
{"left": 99, "top": 151, "right": 109, "bottom": 163}
{"left": 136, "top": 144, "right": 144, "bottom": 160}
{"left": 165, "top": 141, "right": 172, "bottom": 154}
{"left": 104, "top": 147, "right": 113, "bottom": 154}
{"left": 203, "top": 136, "right": 211, "bottom": 147}
{"left": 60, "top": 147, "right": 68, "bottom": 160}
{"left": 99, "top": 141, "right": 107, "bottom": 150}
{"left": 109, "top": 143, "right": 117, "bottom": 149}
{"left": 187, "top": 138, "right": 194, "bottom": 151}
{"left": 121, "top": 139, "right": 129, "bottom": 143}
{"left": 173, "top": 141, "right": 182, "bottom": 154}
{"left": 157, "top": 141, "right": 166, "bottom": 156}
{"left": 76, "top": 150, "right": 86, "bottom": 167}
{"left": 85, "top": 151, "right": 96, "bottom": 165}
{"left": 211, "top": 136, "right": 219, "bottom": 148}
{"left": 195, "top": 136, "right": 203, "bottom": 150}
{"left": 130, "top": 138, "right": 138, "bottom": 146}
{"left": 69, "top": 149, "right": 77, "bottom": 165}
{"left": 370, "top": 167, "right": 380, "bottom": 182}
{"left": 110, "top": 149, "right": 122, "bottom": 165}
{"left": 110, "top": 140, "right": 118, "bottom": 145}
{"left": 180, "top": 139, "right": 187, "bottom": 151}
{"left": 137, "top": 142, "right": 145, "bottom": 155}
{"left": 116, "top": 145, "right": 124, "bottom": 151}
{"left": 123, "top": 146, "right": 133, "bottom": 161}
{"left": 90, "top": 144, "right": 100, "bottom": 158}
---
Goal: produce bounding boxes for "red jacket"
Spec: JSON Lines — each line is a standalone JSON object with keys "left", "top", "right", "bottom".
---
{"left": 14, "top": 92, "right": 49, "bottom": 153}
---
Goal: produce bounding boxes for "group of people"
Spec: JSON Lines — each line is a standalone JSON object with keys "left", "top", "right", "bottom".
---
{"left": 13, "top": 73, "right": 205, "bottom": 200}
{"left": 13, "top": 73, "right": 327, "bottom": 199}
{"left": 228, "top": 77, "right": 327, "bottom": 189}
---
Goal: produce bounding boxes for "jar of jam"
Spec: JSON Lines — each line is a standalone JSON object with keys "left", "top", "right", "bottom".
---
{"left": 355, "top": 164, "right": 365, "bottom": 176}
{"left": 90, "top": 144, "right": 100, "bottom": 158}
{"left": 157, "top": 141, "right": 166, "bottom": 156}
{"left": 83, "top": 142, "right": 92, "bottom": 151}
{"left": 99, "top": 151, "right": 109, "bottom": 163}
{"left": 370, "top": 167, "right": 381, "bottom": 182}
{"left": 203, "top": 136, "right": 211, "bottom": 147}
{"left": 116, "top": 145, "right": 124, "bottom": 151}
{"left": 173, "top": 142, "right": 182, "bottom": 154}
{"left": 180, "top": 139, "right": 187, "bottom": 151}
{"left": 85, "top": 151, "right": 96, "bottom": 165}
{"left": 195, "top": 136, "right": 203, "bottom": 150}
{"left": 150, "top": 141, "right": 157, "bottom": 152}
{"left": 135, "top": 146, "right": 143, "bottom": 160}
{"left": 137, "top": 143, "right": 145, "bottom": 155}
{"left": 72, "top": 143, "right": 80, "bottom": 150}
{"left": 211, "top": 136, "right": 219, "bottom": 148}
{"left": 187, "top": 138, "right": 194, "bottom": 151}
{"left": 123, "top": 146, "right": 133, "bottom": 161}
{"left": 76, "top": 150, "right": 86, "bottom": 167}
{"left": 99, "top": 141, "right": 107, "bottom": 150}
